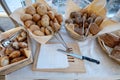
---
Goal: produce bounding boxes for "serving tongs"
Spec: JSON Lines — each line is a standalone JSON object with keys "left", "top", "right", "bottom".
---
{"left": 0, "top": 29, "right": 23, "bottom": 47}
{"left": 53, "top": 25, "right": 100, "bottom": 64}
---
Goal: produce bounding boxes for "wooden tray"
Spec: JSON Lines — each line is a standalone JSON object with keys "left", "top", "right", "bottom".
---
{"left": 33, "top": 43, "right": 86, "bottom": 73}
{"left": 0, "top": 27, "right": 33, "bottom": 75}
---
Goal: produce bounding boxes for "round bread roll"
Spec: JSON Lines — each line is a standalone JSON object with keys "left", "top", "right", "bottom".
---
{"left": 24, "top": 20, "right": 35, "bottom": 28}
{"left": 40, "top": 27, "right": 45, "bottom": 33}
{"left": 25, "top": 6, "right": 36, "bottom": 15}
{"left": 33, "top": 30, "right": 44, "bottom": 36}
{"left": 9, "top": 50, "right": 21, "bottom": 59}
{"left": 17, "top": 31, "right": 27, "bottom": 42}
{"left": 54, "top": 23, "right": 60, "bottom": 31}
{"left": 29, "top": 25, "right": 40, "bottom": 32}
{"left": 0, "top": 56, "right": 9, "bottom": 67}
{"left": 45, "top": 28, "right": 51, "bottom": 35}
{"left": 47, "top": 11, "right": 55, "bottom": 20}
{"left": 4, "top": 47, "right": 14, "bottom": 56}
{"left": 53, "top": 18, "right": 59, "bottom": 23}
{"left": 41, "top": 15, "right": 50, "bottom": 27}
{"left": 20, "top": 14, "right": 32, "bottom": 22}
{"left": 37, "top": 4, "right": 47, "bottom": 15}
{"left": 12, "top": 41, "right": 19, "bottom": 49}
{"left": 32, "top": 2, "right": 41, "bottom": 8}
{"left": 55, "top": 14, "right": 63, "bottom": 24}
{"left": 10, "top": 56, "right": 26, "bottom": 63}
{"left": 19, "top": 42, "right": 28, "bottom": 48}
{"left": 37, "top": 20, "right": 42, "bottom": 27}
{"left": 21, "top": 31, "right": 27, "bottom": 38}
{"left": 33, "top": 14, "right": 41, "bottom": 22}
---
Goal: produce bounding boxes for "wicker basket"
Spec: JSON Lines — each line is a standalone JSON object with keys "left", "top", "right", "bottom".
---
{"left": 0, "top": 27, "right": 33, "bottom": 75}
{"left": 97, "top": 35, "right": 120, "bottom": 64}
{"left": 65, "top": 25, "right": 86, "bottom": 41}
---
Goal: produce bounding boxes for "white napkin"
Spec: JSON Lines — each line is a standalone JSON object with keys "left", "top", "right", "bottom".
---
{"left": 36, "top": 44, "right": 69, "bottom": 69}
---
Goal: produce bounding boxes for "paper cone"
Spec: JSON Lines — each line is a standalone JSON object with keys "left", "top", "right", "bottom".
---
{"left": 10, "top": 0, "right": 58, "bottom": 44}
{"left": 65, "top": 0, "right": 120, "bottom": 40}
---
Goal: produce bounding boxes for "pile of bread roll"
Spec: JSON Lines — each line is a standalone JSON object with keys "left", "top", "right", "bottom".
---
{"left": 65, "top": 9, "right": 104, "bottom": 36}
{"left": 0, "top": 30, "right": 28, "bottom": 67}
{"left": 20, "top": 2, "right": 63, "bottom": 36}
{"left": 99, "top": 33, "right": 120, "bottom": 59}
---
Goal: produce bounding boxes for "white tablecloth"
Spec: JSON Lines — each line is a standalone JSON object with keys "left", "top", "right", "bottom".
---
{"left": 6, "top": 28, "right": 120, "bottom": 80}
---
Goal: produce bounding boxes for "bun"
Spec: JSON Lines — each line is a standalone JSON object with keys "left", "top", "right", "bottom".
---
{"left": 41, "top": 15, "right": 50, "bottom": 27}
{"left": 24, "top": 20, "right": 35, "bottom": 28}
{"left": 37, "top": 4, "right": 47, "bottom": 15}
{"left": 29, "top": 25, "right": 40, "bottom": 32}
{"left": 33, "top": 30, "right": 45, "bottom": 36}
{"left": 25, "top": 6, "right": 36, "bottom": 15}
{"left": 20, "top": 14, "right": 32, "bottom": 22}
{"left": 10, "top": 56, "right": 26, "bottom": 63}
{"left": 89, "top": 23, "right": 100, "bottom": 35}
{"left": 32, "top": 14, "right": 41, "bottom": 22}
{"left": 9, "top": 50, "right": 21, "bottom": 59}
{"left": 99, "top": 33, "right": 120, "bottom": 48}
{"left": 0, "top": 56, "right": 9, "bottom": 67}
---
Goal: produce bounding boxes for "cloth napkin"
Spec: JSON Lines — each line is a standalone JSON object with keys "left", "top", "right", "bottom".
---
{"left": 37, "top": 44, "right": 69, "bottom": 69}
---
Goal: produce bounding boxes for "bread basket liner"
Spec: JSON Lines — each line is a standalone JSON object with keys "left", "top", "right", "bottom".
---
{"left": 97, "top": 29, "right": 120, "bottom": 64}
{"left": 10, "top": 0, "right": 57, "bottom": 44}
{"left": 0, "top": 27, "right": 32, "bottom": 72}
{"left": 65, "top": 0, "right": 119, "bottom": 40}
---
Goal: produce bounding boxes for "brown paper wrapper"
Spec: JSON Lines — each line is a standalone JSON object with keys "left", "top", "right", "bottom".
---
{"left": 65, "top": 0, "right": 119, "bottom": 40}
{"left": 97, "top": 30, "right": 120, "bottom": 64}
{"left": 10, "top": 0, "right": 56, "bottom": 44}
{"left": 0, "top": 27, "right": 32, "bottom": 72}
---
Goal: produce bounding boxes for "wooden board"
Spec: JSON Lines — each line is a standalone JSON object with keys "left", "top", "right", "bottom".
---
{"left": 32, "top": 43, "right": 86, "bottom": 73}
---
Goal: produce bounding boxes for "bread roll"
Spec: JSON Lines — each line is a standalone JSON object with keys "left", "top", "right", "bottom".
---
{"left": 4, "top": 47, "right": 14, "bottom": 56}
{"left": 37, "top": 4, "right": 47, "bottom": 15}
{"left": 20, "top": 14, "right": 32, "bottom": 22}
{"left": 111, "top": 45, "right": 120, "bottom": 59}
{"left": 37, "top": 20, "right": 42, "bottom": 27}
{"left": 41, "top": 15, "right": 50, "bottom": 27}
{"left": 32, "top": 14, "right": 41, "bottom": 22}
{"left": 47, "top": 11, "right": 55, "bottom": 20}
{"left": 54, "top": 23, "right": 60, "bottom": 31}
{"left": 33, "top": 30, "right": 45, "bottom": 36}
{"left": 45, "top": 28, "right": 51, "bottom": 35}
{"left": 29, "top": 25, "right": 40, "bottom": 32}
{"left": 74, "top": 27, "right": 83, "bottom": 35}
{"left": 40, "top": 27, "right": 45, "bottom": 33}
{"left": 99, "top": 33, "right": 120, "bottom": 48}
{"left": 0, "top": 56, "right": 9, "bottom": 67}
{"left": 32, "top": 2, "right": 41, "bottom": 8}
{"left": 10, "top": 56, "right": 26, "bottom": 63}
{"left": 25, "top": 6, "right": 36, "bottom": 15}
{"left": 24, "top": 20, "right": 35, "bottom": 28}
{"left": 89, "top": 23, "right": 100, "bottom": 35}
{"left": 19, "top": 42, "right": 28, "bottom": 48}
{"left": 12, "top": 41, "right": 19, "bottom": 49}
{"left": 9, "top": 50, "right": 21, "bottom": 59}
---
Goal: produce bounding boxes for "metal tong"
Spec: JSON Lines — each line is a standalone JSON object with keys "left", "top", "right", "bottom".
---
{"left": 1, "top": 29, "right": 23, "bottom": 47}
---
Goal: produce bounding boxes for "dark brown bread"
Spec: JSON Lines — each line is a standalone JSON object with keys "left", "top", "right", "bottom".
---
{"left": 99, "top": 33, "right": 120, "bottom": 48}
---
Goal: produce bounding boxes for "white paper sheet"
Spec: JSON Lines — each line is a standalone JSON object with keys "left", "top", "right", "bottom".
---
{"left": 36, "top": 44, "right": 69, "bottom": 69}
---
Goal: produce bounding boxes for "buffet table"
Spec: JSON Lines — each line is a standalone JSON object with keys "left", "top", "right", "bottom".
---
{"left": 4, "top": 27, "right": 120, "bottom": 80}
